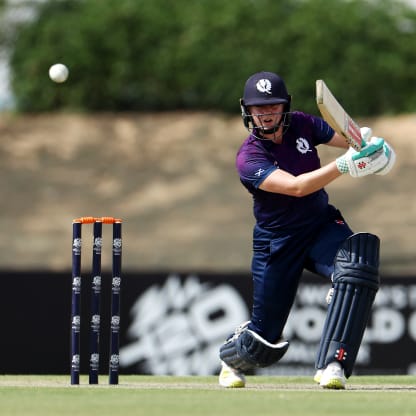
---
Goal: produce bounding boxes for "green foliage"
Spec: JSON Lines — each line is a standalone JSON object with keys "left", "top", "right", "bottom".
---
{"left": 8, "top": 0, "right": 416, "bottom": 115}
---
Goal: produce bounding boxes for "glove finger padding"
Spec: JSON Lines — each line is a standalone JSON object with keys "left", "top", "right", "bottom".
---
{"left": 351, "top": 136, "right": 384, "bottom": 159}
{"left": 376, "top": 142, "right": 396, "bottom": 175}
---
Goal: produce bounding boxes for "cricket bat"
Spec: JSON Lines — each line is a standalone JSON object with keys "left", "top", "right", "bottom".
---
{"left": 316, "top": 79, "right": 364, "bottom": 151}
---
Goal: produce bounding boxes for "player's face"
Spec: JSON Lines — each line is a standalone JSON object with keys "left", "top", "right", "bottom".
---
{"left": 248, "top": 103, "right": 285, "bottom": 131}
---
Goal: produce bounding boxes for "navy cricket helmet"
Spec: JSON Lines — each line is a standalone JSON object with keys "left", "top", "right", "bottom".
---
{"left": 242, "top": 71, "right": 291, "bottom": 108}
{"left": 240, "top": 71, "right": 292, "bottom": 139}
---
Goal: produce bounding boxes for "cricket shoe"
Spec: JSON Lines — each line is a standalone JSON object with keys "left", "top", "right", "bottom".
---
{"left": 313, "top": 369, "right": 323, "bottom": 384}
{"left": 219, "top": 361, "right": 246, "bottom": 388}
{"left": 319, "top": 362, "right": 346, "bottom": 389}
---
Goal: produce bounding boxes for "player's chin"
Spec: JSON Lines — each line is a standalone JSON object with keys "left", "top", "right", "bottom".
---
{"left": 259, "top": 122, "right": 275, "bottom": 131}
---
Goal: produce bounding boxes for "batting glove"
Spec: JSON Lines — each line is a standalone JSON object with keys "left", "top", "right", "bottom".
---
{"left": 375, "top": 141, "right": 396, "bottom": 175}
{"left": 360, "top": 126, "right": 373, "bottom": 142}
{"left": 336, "top": 136, "right": 387, "bottom": 177}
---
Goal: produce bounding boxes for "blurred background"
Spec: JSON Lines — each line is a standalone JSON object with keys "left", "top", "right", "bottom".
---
{"left": 0, "top": 0, "right": 415, "bottom": 377}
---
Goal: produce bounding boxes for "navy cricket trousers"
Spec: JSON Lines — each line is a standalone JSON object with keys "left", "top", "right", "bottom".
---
{"left": 248, "top": 206, "right": 353, "bottom": 343}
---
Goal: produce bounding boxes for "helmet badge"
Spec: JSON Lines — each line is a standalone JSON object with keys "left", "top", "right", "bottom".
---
{"left": 256, "top": 79, "right": 272, "bottom": 95}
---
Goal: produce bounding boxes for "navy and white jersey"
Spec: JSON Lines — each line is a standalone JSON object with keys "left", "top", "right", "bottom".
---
{"left": 236, "top": 111, "right": 335, "bottom": 230}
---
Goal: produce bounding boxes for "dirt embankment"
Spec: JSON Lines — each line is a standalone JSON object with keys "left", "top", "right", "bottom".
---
{"left": 0, "top": 112, "right": 414, "bottom": 274}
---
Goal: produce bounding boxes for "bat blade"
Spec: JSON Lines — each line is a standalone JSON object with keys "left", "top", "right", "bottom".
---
{"left": 316, "top": 79, "right": 363, "bottom": 151}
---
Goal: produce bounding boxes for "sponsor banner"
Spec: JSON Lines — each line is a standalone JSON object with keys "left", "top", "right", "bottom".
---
{"left": 1, "top": 271, "right": 415, "bottom": 375}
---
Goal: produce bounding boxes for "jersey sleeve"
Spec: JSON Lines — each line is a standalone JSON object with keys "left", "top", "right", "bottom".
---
{"left": 312, "top": 115, "right": 335, "bottom": 145}
{"left": 236, "top": 146, "right": 277, "bottom": 189}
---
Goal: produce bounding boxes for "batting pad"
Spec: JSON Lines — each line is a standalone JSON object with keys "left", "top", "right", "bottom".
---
{"left": 220, "top": 328, "right": 289, "bottom": 372}
{"left": 316, "top": 233, "right": 380, "bottom": 378}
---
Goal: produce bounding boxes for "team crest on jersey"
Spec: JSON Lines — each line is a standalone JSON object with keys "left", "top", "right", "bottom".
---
{"left": 296, "top": 137, "right": 312, "bottom": 154}
{"left": 256, "top": 79, "right": 272, "bottom": 95}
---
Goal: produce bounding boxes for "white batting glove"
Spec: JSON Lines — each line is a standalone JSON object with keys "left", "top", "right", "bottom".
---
{"left": 375, "top": 141, "right": 396, "bottom": 175}
{"left": 336, "top": 136, "right": 387, "bottom": 177}
{"left": 360, "top": 126, "right": 372, "bottom": 142}
{"left": 360, "top": 126, "right": 395, "bottom": 175}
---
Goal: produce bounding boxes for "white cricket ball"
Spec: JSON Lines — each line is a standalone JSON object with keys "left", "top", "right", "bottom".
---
{"left": 49, "top": 63, "right": 69, "bottom": 83}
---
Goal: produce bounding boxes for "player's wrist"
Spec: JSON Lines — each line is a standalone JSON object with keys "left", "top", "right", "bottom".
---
{"left": 335, "top": 156, "right": 349, "bottom": 174}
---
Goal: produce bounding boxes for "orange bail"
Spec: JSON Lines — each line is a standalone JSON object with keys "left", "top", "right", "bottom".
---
{"left": 73, "top": 217, "right": 122, "bottom": 224}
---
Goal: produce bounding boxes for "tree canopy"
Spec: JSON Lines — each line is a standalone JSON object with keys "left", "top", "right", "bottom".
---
{"left": 7, "top": 0, "right": 416, "bottom": 115}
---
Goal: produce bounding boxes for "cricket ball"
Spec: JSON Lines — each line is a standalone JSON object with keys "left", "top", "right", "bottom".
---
{"left": 49, "top": 63, "right": 69, "bottom": 83}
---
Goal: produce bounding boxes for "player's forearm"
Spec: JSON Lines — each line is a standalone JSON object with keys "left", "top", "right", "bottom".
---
{"left": 259, "top": 162, "right": 342, "bottom": 197}
{"left": 290, "top": 162, "right": 342, "bottom": 196}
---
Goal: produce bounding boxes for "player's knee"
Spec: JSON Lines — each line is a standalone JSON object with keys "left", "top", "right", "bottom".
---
{"left": 219, "top": 327, "right": 289, "bottom": 372}
{"left": 333, "top": 232, "right": 380, "bottom": 290}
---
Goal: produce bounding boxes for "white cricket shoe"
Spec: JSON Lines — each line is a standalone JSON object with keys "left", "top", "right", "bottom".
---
{"left": 313, "top": 369, "right": 323, "bottom": 384}
{"left": 219, "top": 361, "right": 246, "bottom": 388}
{"left": 319, "top": 361, "right": 346, "bottom": 389}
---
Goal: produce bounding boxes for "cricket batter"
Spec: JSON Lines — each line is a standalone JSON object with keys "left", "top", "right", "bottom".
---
{"left": 218, "top": 71, "right": 396, "bottom": 389}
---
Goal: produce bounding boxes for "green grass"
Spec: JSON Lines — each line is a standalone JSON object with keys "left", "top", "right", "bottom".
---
{"left": 0, "top": 375, "right": 415, "bottom": 416}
